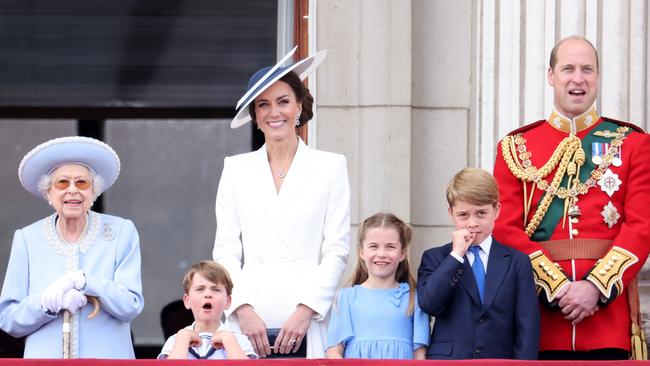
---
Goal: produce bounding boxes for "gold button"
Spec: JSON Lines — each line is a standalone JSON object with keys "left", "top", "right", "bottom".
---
{"left": 612, "top": 255, "right": 619, "bottom": 262}
{"left": 553, "top": 275, "right": 559, "bottom": 280}
{"left": 548, "top": 270, "right": 554, "bottom": 276}
{"left": 608, "top": 260, "right": 614, "bottom": 266}
{"left": 604, "top": 265, "right": 611, "bottom": 271}
{"left": 555, "top": 263, "right": 561, "bottom": 267}
{"left": 571, "top": 218, "right": 579, "bottom": 224}
{"left": 543, "top": 266, "right": 549, "bottom": 272}
{"left": 571, "top": 229, "right": 579, "bottom": 236}
{"left": 539, "top": 261, "right": 546, "bottom": 267}
{"left": 599, "top": 269, "right": 606, "bottom": 275}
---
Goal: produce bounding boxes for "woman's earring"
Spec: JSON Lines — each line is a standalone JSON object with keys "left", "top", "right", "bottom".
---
{"left": 48, "top": 200, "right": 52, "bottom": 206}
{"left": 295, "top": 113, "right": 301, "bottom": 126}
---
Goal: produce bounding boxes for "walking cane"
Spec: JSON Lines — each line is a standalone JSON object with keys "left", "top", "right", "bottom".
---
{"left": 62, "top": 296, "right": 100, "bottom": 359}
{"left": 62, "top": 310, "right": 72, "bottom": 359}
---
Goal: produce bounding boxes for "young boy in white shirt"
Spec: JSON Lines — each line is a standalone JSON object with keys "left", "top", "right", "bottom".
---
{"left": 158, "top": 261, "right": 257, "bottom": 359}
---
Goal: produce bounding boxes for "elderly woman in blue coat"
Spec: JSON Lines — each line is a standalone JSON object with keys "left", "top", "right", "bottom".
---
{"left": 0, "top": 136, "right": 144, "bottom": 358}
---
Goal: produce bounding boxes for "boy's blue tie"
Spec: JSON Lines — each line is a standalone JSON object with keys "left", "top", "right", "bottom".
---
{"left": 468, "top": 245, "right": 485, "bottom": 303}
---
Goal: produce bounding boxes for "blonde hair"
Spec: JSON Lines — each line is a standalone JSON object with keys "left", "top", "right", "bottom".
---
{"left": 182, "top": 260, "right": 233, "bottom": 296}
{"left": 446, "top": 168, "right": 499, "bottom": 208}
{"left": 351, "top": 212, "right": 417, "bottom": 316}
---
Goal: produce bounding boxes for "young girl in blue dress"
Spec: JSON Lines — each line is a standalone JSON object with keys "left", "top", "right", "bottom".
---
{"left": 326, "top": 213, "right": 429, "bottom": 359}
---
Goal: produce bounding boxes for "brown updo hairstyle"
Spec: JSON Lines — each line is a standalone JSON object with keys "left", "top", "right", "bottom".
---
{"left": 248, "top": 71, "right": 315, "bottom": 127}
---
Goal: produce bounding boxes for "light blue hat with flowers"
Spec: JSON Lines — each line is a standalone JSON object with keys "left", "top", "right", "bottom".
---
{"left": 18, "top": 136, "right": 121, "bottom": 198}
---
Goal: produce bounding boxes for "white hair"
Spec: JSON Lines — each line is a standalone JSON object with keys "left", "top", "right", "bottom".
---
{"left": 37, "top": 171, "right": 105, "bottom": 201}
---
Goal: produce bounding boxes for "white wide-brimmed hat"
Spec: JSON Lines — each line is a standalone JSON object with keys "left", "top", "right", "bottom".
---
{"left": 18, "top": 136, "right": 121, "bottom": 198}
{"left": 230, "top": 46, "right": 328, "bottom": 129}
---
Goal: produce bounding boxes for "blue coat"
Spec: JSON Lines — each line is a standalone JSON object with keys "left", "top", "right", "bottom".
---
{"left": 416, "top": 239, "right": 539, "bottom": 359}
{"left": 0, "top": 212, "right": 144, "bottom": 358}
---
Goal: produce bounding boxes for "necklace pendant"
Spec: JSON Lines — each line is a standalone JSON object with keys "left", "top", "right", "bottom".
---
{"left": 278, "top": 169, "right": 285, "bottom": 178}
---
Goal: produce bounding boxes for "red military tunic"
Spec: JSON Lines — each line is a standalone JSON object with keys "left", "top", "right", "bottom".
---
{"left": 493, "top": 106, "right": 650, "bottom": 352}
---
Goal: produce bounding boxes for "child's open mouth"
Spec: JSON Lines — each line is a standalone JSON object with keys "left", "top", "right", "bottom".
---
{"left": 202, "top": 303, "right": 212, "bottom": 310}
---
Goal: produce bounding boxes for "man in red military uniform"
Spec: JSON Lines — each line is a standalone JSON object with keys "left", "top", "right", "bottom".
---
{"left": 493, "top": 36, "right": 650, "bottom": 360}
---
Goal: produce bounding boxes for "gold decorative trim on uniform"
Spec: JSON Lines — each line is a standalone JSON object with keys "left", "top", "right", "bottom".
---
{"left": 548, "top": 106, "right": 600, "bottom": 133}
{"left": 586, "top": 246, "right": 638, "bottom": 299}
{"left": 629, "top": 278, "right": 648, "bottom": 360}
{"left": 529, "top": 250, "right": 570, "bottom": 302}
{"left": 501, "top": 126, "right": 629, "bottom": 237}
{"left": 631, "top": 322, "right": 647, "bottom": 360}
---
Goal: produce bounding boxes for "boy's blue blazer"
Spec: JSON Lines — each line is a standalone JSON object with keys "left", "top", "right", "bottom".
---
{"left": 416, "top": 239, "right": 540, "bottom": 360}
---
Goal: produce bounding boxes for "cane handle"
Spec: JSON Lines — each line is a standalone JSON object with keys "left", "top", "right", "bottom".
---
{"left": 87, "top": 296, "right": 100, "bottom": 319}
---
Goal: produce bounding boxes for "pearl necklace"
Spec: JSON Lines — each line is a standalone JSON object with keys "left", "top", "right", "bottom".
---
{"left": 56, "top": 217, "right": 89, "bottom": 245}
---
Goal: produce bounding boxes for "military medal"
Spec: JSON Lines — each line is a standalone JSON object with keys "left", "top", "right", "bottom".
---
{"left": 612, "top": 147, "right": 622, "bottom": 167}
{"left": 598, "top": 169, "right": 622, "bottom": 197}
{"left": 592, "top": 156, "right": 602, "bottom": 165}
{"left": 591, "top": 142, "right": 607, "bottom": 165}
{"left": 592, "top": 133, "right": 624, "bottom": 167}
{"left": 601, "top": 201, "right": 621, "bottom": 228}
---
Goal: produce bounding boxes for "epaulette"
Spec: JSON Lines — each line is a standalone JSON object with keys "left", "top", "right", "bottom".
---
{"left": 506, "top": 120, "right": 546, "bottom": 136}
{"left": 603, "top": 117, "right": 645, "bottom": 133}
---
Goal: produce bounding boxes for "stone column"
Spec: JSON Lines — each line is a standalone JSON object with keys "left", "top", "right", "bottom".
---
{"left": 315, "top": 0, "right": 413, "bottom": 278}
{"left": 410, "top": 0, "right": 474, "bottom": 267}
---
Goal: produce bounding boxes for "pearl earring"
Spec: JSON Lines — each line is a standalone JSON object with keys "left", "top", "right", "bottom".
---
{"left": 295, "top": 113, "right": 301, "bottom": 126}
{"left": 48, "top": 200, "right": 52, "bottom": 206}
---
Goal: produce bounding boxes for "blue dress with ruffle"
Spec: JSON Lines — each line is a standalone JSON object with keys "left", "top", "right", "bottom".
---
{"left": 327, "top": 283, "right": 430, "bottom": 359}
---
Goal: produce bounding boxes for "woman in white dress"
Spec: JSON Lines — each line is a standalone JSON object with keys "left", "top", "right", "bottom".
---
{"left": 213, "top": 48, "right": 350, "bottom": 358}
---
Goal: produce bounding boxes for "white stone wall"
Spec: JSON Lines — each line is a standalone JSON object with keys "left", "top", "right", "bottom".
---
{"left": 315, "top": 0, "right": 474, "bottom": 279}
{"left": 315, "top": 0, "right": 415, "bottom": 280}
{"left": 410, "top": 0, "right": 474, "bottom": 270}
{"left": 475, "top": 0, "right": 650, "bottom": 170}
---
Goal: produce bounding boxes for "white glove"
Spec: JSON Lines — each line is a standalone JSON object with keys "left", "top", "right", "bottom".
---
{"left": 61, "top": 289, "right": 87, "bottom": 314}
{"left": 40, "top": 270, "right": 86, "bottom": 314}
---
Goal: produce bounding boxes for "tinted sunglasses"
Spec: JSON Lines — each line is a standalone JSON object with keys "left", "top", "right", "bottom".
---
{"left": 52, "top": 178, "right": 92, "bottom": 190}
